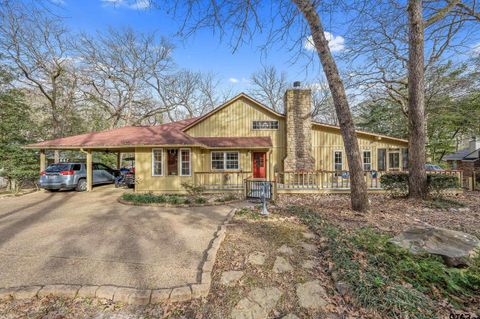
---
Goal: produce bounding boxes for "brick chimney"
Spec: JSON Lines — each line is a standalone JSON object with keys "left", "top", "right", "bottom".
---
{"left": 283, "top": 82, "right": 315, "bottom": 171}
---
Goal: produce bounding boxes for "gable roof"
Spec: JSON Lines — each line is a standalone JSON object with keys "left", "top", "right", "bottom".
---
{"left": 27, "top": 92, "right": 408, "bottom": 149}
{"left": 26, "top": 117, "right": 273, "bottom": 149}
{"left": 443, "top": 147, "right": 480, "bottom": 161}
{"left": 183, "top": 92, "right": 408, "bottom": 144}
{"left": 182, "top": 93, "right": 284, "bottom": 132}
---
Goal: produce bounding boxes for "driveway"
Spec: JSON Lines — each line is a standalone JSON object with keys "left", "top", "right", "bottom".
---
{"left": 0, "top": 187, "right": 233, "bottom": 289}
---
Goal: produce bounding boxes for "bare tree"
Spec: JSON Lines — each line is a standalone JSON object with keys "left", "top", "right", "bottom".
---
{"left": 407, "top": 0, "right": 428, "bottom": 198}
{"left": 145, "top": 68, "right": 226, "bottom": 122}
{"left": 76, "top": 28, "right": 174, "bottom": 127}
{"left": 248, "top": 65, "right": 288, "bottom": 113}
{"left": 344, "top": 0, "right": 479, "bottom": 198}
{"left": 158, "top": 0, "right": 370, "bottom": 211}
{"left": 309, "top": 81, "right": 337, "bottom": 125}
{"left": 0, "top": 1, "right": 79, "bottom": 161}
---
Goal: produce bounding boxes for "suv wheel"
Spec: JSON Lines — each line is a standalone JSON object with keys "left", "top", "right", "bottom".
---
{"left": 76, "top": 179, "right": 87, "bottom": 192}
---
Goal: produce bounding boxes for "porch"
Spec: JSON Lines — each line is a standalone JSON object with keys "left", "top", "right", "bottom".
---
{"left": 192, "top": 170, "right": 464, "bottom": 195}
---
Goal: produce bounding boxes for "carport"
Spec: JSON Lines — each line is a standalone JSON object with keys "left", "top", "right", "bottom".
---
{"left": 35, "top": 147, "right": 135, "bottom": 191}
{"left": 25, "top": 128, "right": 143, "bottom": 192}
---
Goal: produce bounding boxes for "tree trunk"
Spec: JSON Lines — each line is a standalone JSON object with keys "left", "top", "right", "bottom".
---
{"left": 293, "top": 0, "right": 370, "bottom": 212}
{"left": 407, "top": 0, "right": 428, "bottom": 198}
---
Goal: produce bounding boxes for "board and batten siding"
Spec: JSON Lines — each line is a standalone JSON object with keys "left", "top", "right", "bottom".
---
{"left": 185, "top": 96, "right": 286, "bottom": 178}
{"left": 135, "top": 147, "right": 199, "bottom": 193}
{"left": 312, "top": 125, "right": 408, "bottom": 171}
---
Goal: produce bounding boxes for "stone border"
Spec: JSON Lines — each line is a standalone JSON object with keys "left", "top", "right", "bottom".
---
{"left": 0, "top": 207, "right": 237, "bottom": 305}
{"left": 117, "top": 196, "right": 243, "bottom": 208}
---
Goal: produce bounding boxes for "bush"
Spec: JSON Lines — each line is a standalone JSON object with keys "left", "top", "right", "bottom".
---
{"left": 380, "top": 173, "right": 460, "bottom": 197}
{"left": 122, "top": 192, "right": 188, "bottom": 205}
{"left": 380, "top": 172, "right": 409, "bottom": 196}
{"left": 194, "top": 196, "right": 207, "bottom": 204}
{"left": 214, "top": 193, "right": 237, "bottom": 202}
{"left": 181, "top": 182, "right": 205, "bottom": 198}
{"left": 427, "top": 174, "right": 459, "bottom": 196}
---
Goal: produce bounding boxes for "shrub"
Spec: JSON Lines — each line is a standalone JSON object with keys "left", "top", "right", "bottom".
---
{"left": 427, "top": 174, "right": 459, "bottom": 196}
{"left": 380, "top": 173, "right": 460, "bottom": 197}
{"left": 380, "top": 172, "right": 409, "bottom": 196}
{"left": 194, "top": 196, "right": 207, "bottom": 204}
{"left": 181, "top": 182, "right": 205, "bottom": 198}
{"left": 214, "top": 193, "right": 237, "bottom": 202}
{"left": 122, "top": 193, "right": 189, "bottom": 205}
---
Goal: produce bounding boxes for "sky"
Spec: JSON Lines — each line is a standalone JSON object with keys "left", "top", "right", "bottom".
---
{"left": 42, "top": 0, "right": 479, "bottom": 94}
{"left": 43, "top": 0, "right": 348, "bottom": 93}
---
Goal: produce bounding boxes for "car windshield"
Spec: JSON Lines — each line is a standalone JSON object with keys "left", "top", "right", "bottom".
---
{"left": 45, "top": 164, "right": 71, "bottom": 172}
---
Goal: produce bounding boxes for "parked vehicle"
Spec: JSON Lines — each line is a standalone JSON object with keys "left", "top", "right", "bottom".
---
{"left": 39, "top": 162, "right": 119, "bottom": 192}
{"left": 425, "top": 163, "right": 443, "bottom": 171}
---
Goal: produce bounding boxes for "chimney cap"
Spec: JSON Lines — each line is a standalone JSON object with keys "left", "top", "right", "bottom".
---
{"left": 293, "top": 81, "right": 301, "bottom": 88}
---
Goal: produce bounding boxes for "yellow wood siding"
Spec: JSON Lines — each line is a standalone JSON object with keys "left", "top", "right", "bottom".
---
{"left": 135, "top": 96, "right": 408, "bottom": 192}
{"left": 135, "top": 147, "right": 198, "bottom": 193}
{"left": 185, "top": 97, "right": 286, "bottom": 179}
{"left": 311, "top": 126, "right": 408, "bottom": 171}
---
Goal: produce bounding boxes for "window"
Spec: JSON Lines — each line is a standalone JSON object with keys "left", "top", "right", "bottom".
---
{"left": 152, "top": 149, "right": 163, "bottom": 176}
{"left": 363, "top": 150, "right": 372, "bottom": 171}
{"left": 334, "top": 151, "right": 343, "bottom": 171}
{"left": 252, "top": 120, "right": 279, "bottom": 130}
{"left": 402, "top": 148, "right": 409, "bottom": 170}
{"left": 180, "top": 149, "right": 191, "bottom": 176}
{"left": 226, "top": 152, "right": 239, "bottom": 169}
{"left": 72, "top": 164, "right": 81, "bottom": 171}
{"left": 388, "top": 150, "right": 400, "bottom": 170}
{"left": 377, "top": 149, "right": 386, "bottom": 171}
{"left": 211, "top": 152, "right": 240, "bottom": 170}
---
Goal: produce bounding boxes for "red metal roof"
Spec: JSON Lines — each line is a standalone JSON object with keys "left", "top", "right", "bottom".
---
{"left": 195, "top": 137, "right": 272, "bottom": 148}
{"left": 26, "top": 117, "right": 272, "bottom": 149}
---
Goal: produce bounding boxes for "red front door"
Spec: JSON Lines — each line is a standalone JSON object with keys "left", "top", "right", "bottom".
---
{"left": 253, "top": 152, "right": 267, "bottom": 178}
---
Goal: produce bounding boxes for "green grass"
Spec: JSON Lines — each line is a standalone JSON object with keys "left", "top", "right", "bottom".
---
{"left": 290, "top": 205, "right": 480, "bottom": 319}
{"left": 122, "top": 192, "right": 188, "bottom": 205}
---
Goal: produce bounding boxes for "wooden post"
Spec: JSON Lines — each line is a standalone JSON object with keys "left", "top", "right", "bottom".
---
{"left": 40, "top": 149, "right": 46, "bottom": 173}
{"left": 86, "top": 149, "right": 93, "bottom": 192}
{"left": 116, "top": 152, "right": 121, "bottom": 169}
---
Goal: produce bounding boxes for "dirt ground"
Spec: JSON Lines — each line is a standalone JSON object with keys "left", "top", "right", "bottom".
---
{"left": 275, "top": 191, "right": 480, "bottom": 237}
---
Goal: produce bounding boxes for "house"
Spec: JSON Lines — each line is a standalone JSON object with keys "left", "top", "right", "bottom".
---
{"left": 443, "top": 137, "right": 480, "bottom": 188}
{"left": 27, "top": 85, "right": 409, "bottom": 193}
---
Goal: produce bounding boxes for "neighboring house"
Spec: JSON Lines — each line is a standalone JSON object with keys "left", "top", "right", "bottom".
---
{"left": 27, "top": 85, "right": 409, "bottom": 193}
{"left": 443, "top": 137, "right": 480, "bottom": 187}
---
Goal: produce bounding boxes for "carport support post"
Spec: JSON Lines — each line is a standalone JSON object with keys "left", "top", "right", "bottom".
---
{"left": 86, "top": 149, "right": 93, "bottom": 192}
{"left": 40, "top": 149, "right": 46, "bottom": 173}
{"left": 117, "top": 152, "right": 121, "bottom": 169}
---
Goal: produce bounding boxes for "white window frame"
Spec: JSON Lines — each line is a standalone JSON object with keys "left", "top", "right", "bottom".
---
{"left": 152, "top": 148, "right": 163, "bottom": 176}
{"left": 388, "top": 149, "right": 401, "bottom": 171}
{"left": 211, "top": 151, "right": 240, "bottom": 171}
{"left": 333, "top": 150, "right": 343, "bottom": 171}
{"left": 179, "top": 148, "right": 191, "bottom": 176}
{"left": 363, "top": 150, "right": 372, "bottom": 171}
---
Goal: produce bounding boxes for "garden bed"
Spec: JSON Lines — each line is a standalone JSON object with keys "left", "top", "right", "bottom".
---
{"left": 118, "top": 192, "right": 243, "bottom": 207}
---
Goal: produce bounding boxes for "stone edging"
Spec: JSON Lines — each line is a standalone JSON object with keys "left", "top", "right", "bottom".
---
{"left": 117, "top": 197, "right": 243, "bottom": 208}
{"left": 0, "top": 207, "right": 237, "bottom": 305}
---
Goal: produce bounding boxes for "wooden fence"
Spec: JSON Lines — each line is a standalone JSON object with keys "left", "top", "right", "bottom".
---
{"left": 193, "top": 170, "right": 464, "bottom": 193}
{"left": 275, "top": 170, "right": 463, "bottom": 191}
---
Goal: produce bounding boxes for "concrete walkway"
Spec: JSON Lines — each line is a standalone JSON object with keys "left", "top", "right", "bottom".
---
{"left": 0, "top": 187, "right": 234, "bottom": 289}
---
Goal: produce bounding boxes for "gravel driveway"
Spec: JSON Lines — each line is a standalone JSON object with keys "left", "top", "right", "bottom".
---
{"left": 0, "top": 186, "right": 233, "bottom": 289}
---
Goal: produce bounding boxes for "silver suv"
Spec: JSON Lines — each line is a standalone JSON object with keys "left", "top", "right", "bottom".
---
{"left": 39, "top": 162, "right": 119, "bottom": 192}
